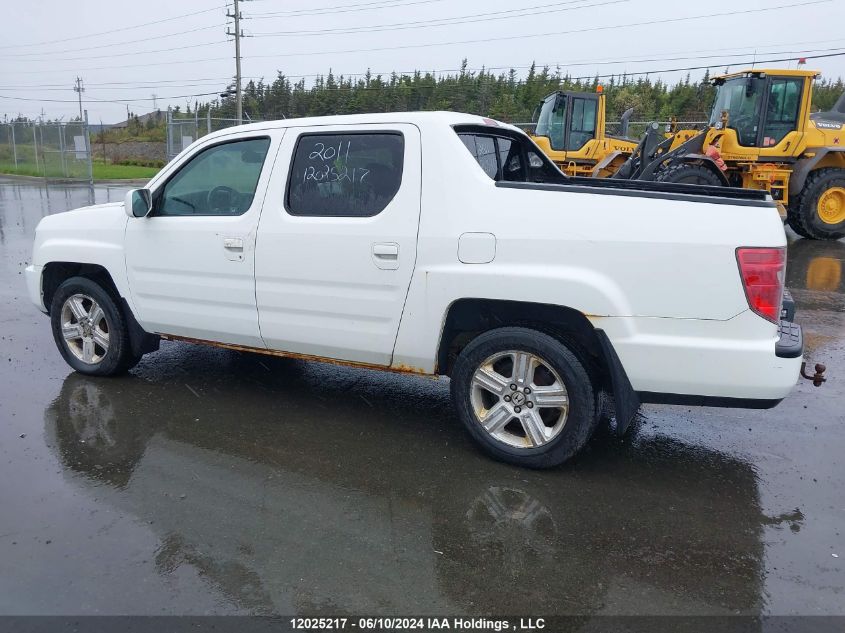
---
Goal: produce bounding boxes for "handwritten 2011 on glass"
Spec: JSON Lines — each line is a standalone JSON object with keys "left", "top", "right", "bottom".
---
{"left": 302, "top": 140, "right": 369, "bottom": 184}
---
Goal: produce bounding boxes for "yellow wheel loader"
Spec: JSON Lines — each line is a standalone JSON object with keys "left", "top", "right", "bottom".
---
{"left": 530, "top": 88, "right": 637, "bottom": 177}
{"left": 614, "top": 69, "right": 845, "bottom": 240}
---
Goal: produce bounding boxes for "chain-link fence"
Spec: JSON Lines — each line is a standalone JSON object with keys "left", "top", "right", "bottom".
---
{"left": 166, "top": 111, "right": 262, "bottom": 161}
{"left": 0, "top": 116, "right": 93, "bottom": 184}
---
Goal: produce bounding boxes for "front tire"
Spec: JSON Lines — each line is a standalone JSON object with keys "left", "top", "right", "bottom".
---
{"left": 50, "top": 277, "right": 140, "bottom": 376}
{"left": 450, "top": 327, "right": 597, "bottom": 469}
{"left": 788, "top": 168, "right": 845, "bottom": 240}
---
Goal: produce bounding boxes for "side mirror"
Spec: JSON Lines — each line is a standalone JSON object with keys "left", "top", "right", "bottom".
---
{"left": 124, "top": 188, "right": 152, "bottom": 218}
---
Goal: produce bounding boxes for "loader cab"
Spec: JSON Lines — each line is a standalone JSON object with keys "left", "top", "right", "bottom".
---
{"left": 709, "top": 71, "right": 809, "bottom": 151}
{"left": 534, "top": 91, "right": 601, "bottom": 152}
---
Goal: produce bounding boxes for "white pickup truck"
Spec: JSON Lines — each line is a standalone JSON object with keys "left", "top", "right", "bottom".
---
{"left": 27, "top": 112, "right": 806, "bottom": 468}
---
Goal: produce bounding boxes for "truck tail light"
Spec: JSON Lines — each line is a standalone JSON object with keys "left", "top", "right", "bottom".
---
{"left": 736, "top": 247, "right": 785, "bottom": 323}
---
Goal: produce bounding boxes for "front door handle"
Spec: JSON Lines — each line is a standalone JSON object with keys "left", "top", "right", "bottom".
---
{"left": 372, "top": 242, "right": 400, "bottom": 270}
{"left": 223, "top": 236, "right": 245, "bottom": 262}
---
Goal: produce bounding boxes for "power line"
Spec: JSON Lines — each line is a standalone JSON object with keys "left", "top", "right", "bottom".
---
{"left": 0, "top": 0, "right": 836, "bottom": 77}
{"left": 0, "top": 56, "right": 234, "bottom": 75}
{"left": 1, "top": 78, "right": 237, "bottom": 89}
{"left": 334, "top": 51, "right": 845, "bottom": 87}
{"left": 7, "top": 36, "right": 845, "bottom": 91}
{"left": 5, "top": 25, "right": 226, "bottom": 58}
{"left": 0, "top": 6, "right": 225, "bottom": 50}
{"left": 250, "top": 0, "right": 447, "bottom": 17}
{"left": 252, "top": 0, "right": 622, "bottom": 37}
{"left": 244, "top": 0, "right": 832, "bottom": 58}
{"left": 9, "top": 40, "right": 228, "bottom": 64}
{"left": 0, "top": 91, "right": 221, "bottom": 105}
{"left": 7, "top": 49, "right": 838, "bottom": 107}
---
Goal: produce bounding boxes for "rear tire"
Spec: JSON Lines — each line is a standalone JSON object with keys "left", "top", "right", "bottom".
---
{"left": 50, "top": 277, "right": 141, "bottom": 376}
{"left": 450, "top": 327, "right": 597, "bottom": 469}
{"left": 788, "top": 168, "right": 845, "bottom": 240}
{"left": 654, "top": 162, "right": 724, "bottom": 186}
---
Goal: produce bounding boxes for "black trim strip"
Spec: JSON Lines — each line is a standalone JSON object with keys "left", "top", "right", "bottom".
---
{"left": 637, "top": 392, "right": 783, "bottom": 409}
{"left": 495, "top": 180, "right": 775, "bottom": 208}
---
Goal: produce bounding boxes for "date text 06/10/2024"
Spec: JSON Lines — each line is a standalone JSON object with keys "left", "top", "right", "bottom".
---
{"left": 289, "top": 617, "right": 546, "bottom": 631}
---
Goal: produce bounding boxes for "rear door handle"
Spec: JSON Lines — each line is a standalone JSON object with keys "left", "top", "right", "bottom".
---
{"left": 372, "top": 242, "right": 400, "bottom": 270}
{"left": 223, "top": 236, "right": 244, "bottom": 262}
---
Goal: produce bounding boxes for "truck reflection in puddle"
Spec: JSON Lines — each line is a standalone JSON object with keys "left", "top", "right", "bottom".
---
{"left": 44, "top": 351, "right": 766, "bottom": 616}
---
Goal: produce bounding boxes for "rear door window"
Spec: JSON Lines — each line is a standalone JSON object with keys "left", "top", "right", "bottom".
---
{"left": 286, "top": 132, "right": 404, "bottom": 217}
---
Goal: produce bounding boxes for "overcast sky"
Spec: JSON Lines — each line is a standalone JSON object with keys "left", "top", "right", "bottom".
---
{"left": 2, "top": 0, "right": 844, "bottom": 123}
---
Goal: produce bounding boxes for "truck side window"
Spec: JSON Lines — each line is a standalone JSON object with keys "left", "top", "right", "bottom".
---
{"left": 459, "top": 134, "right": 498, "bottom": 179}
{"left": 286, "top": 132, "right": 404, "bottom": 217}
{"left": 497, "top": 137, "right": 526, "bottom": 181}
{"left": 158, "top": 138, "right": 270, "bottom": 217}
{"left": 458, "top": 131, "right": 566, "bottom": 184}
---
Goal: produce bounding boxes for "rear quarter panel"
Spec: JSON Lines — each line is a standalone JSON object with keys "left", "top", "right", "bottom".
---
{"left": 392, "top": 124, "right": 787, "bottom": 373}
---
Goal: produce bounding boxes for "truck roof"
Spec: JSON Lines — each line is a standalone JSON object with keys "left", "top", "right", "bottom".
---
{"left": 203, "top": 111, "right": 521, "bottom": 140}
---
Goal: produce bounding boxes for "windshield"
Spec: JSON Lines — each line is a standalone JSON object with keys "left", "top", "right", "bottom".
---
{"left": 534, "top": 93, "right": 566, "bottom": 151}
{"left": 709, "top": 76, "right": 765, "bottom": 146}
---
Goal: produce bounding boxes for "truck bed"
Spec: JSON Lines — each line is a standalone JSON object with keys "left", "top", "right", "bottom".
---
{"left": 498, "top": 177, "right": 774, "bottom": 208}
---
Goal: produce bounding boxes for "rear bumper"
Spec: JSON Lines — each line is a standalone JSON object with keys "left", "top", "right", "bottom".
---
{"left": 593, "top": 310, "right": 803, "bottom": 404}
{"left": 25, "top": 265, "right": 47, "bottom": 313}
{"left": 640, "top": 317, "right": 802, "bottom": 407}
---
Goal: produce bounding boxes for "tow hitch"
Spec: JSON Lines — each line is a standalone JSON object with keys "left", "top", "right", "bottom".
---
{"left": 800, "top": 362, "right": 827, "bottom": 387}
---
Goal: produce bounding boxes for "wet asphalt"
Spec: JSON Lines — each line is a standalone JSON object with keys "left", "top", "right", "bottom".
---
{"left": 0, "top": 177, "right": 842, "bottom": 617}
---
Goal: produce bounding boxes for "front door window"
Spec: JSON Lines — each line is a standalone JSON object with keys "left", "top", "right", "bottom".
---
{"left": 157, "top": 138, "right": 271, "bottom": 216}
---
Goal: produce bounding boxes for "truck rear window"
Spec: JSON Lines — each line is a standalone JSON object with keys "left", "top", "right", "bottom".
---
{"left": 456, "top": 128, "right": 565, "bottom": 184}
{"left": 286, "top": 132, "right": 404, "bottom": 217}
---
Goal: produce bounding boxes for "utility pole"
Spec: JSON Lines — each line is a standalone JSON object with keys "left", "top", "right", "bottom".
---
{"left": 226, "top": 0, "right": 248, "bottom": 125}
{"left": 151, "top": 93, "right": 158, "bottom": 110}
{"left": 73, "top": 77, "right": 84, "bottom": 122}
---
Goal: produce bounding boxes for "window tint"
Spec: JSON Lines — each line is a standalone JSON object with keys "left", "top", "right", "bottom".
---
{"left": 158, "top": 138, "right": 270, "bottom": 216}
{"left": 763, "top": 78, "right": 802, "bottom": 146}
{"left": 286, "top": 132, "right": 404, "bottom": 217}
{"left": 460, "top": 134, "right": 497, "bottom": 179}
{"left": 497, "top": 137, "right": 526, "bottom": 181}
{"left": 458, "top": 131, "right": 565, "bottom": 184}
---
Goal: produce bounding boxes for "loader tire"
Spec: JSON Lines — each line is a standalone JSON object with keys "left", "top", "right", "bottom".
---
{"left": 654, "top": 162, "right": 724, "bottom": 186}
{"left": 788, "top": 168, "right": 845, "bottom": 241}
{"left": 786, "top": 203, "right": 813, "bottom": 238}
